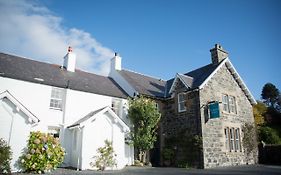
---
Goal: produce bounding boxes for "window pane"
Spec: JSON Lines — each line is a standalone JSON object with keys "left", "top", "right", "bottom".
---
{"left": 50, "top": 88, "right": 63, "bottom": 110}
{"left": 178, "top": 93, "right": 186, "bottom": 112}
{"left": 225, "top": 128, "right": 230, "bottom": 151}
{"left": 222, "top": 95, "right": 229, "bottom": 112}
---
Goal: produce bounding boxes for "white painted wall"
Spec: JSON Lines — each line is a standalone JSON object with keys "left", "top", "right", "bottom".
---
{"left": 0, "top": 77, "right": 63, "bottom": 131}
{"left": 0, "top": 76, "right": 133, "bottom": 170}
{"left": 0, "top": 98, "right": 36, "bottom": 171}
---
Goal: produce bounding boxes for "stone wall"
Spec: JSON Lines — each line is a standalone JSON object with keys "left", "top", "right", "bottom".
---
{"left": 161, "top": 80, "right": 202, "bottom": 167}
{"left": 199, "top": 64, "right": 257, "bottom": 168}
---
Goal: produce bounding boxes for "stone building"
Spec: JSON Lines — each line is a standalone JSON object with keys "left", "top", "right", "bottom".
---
{"left": 110, "top": 44, "right": 257, "bottom": 168}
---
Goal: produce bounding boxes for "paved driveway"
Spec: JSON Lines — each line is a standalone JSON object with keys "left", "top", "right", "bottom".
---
{"left": 14, "top": 165, "right": 281, "bottom": 175}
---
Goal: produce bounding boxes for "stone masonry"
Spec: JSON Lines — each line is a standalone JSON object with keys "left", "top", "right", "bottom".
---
{"left": 199, "top": 64, "right": 257, "bottom": 168}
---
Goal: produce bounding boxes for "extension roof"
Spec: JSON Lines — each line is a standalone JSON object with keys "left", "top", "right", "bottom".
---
{"left": 118, "top": 59, "right": 256, "bottom": 105}
{"left": 118, "top": 69, "right": 166, "bottom": 98}
{"left": 0, "top": 53, "right": 128, "bottom": 99}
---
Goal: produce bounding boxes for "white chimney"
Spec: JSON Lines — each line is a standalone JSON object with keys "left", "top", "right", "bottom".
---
{"left": 111, "top": 52, "right": 122, "bottom": 71}
{"left": 63, "top": 46, "right": 76, "bottom": 72}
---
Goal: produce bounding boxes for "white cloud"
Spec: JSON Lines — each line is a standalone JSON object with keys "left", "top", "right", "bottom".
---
{"left": 0, "top": 0, "right": 114, "bottom": 75}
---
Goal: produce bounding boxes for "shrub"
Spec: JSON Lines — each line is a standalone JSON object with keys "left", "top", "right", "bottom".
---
{"left": 0, "top": 138, "right": 12, "bottom": 174}
{"left": 259, "top": 126, "right": 281, "bottom": 144}
{"left": 20, "top": 131, "right": 65, "bottom": 174}
{"left": 90, "top": 140, "right": 117, "bottom": 171}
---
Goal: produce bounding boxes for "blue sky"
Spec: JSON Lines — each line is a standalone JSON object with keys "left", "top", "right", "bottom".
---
{"left": 0, "top": 0, "right": 280, "bottom": 100}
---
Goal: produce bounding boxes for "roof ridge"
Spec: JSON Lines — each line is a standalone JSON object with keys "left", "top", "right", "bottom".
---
{"left": 0, "top": 52, "right": 111, "bottom": 78}
{"left": 122, "top": 69, "right": 166, "bottom": 82}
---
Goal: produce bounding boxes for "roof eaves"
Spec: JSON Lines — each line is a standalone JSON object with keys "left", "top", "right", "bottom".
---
{"left": 0, "top": 90, "right": 40, "bottom": 123}
{"left": 225, "top": 60, "right": 257, "bottom": 105}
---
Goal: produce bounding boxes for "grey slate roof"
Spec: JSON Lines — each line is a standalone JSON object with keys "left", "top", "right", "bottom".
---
{"left": 0, "top": 53, "right": 128, "bottom": 98}
{"left": 178, "top": 73, "right": 194, "bottom": 88}
{"left": 184, "top": 63, "right": 219, "bottom": 88}
{"left": 118, "top": 63, "right": 220, "bottom": 98}
{"left": 118, "top": 69, "right": 166, "bottom": 98}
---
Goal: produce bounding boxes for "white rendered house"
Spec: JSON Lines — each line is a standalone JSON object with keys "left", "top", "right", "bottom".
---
{"left": 0, "top": 48, "right": 134, "bottom": 171}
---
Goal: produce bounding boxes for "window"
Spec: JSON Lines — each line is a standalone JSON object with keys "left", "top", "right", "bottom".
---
{"left": 112, "top": 98, "right": 122, "bottom": 116}
{"left": 229, "top": 128, "right": 235, "bottom": 151}
{"left": 234, "top": 128, "right": 241, "bottom": 151}
{"left": 229, "top": 96, "right": 236, "bottom": 113}
{"left": 224, "top": 128, "right": 230, "bottom": 151}
{"left": 224, "top": 127, "right": 241, "bottom": 152}
{"left": 178, "top": 92, "right": 186, "bottom": 112}
{"left": 222, "top": 95, "right": 229, "bottom": 112}
{"left": 222, "top": 94, "right": 237, "bottom": 114}
{"left": 50, "top": 88, "right": 63, "bottom": 110}
{"left": 48, "top": 126, "right": 60, "bottom": 138}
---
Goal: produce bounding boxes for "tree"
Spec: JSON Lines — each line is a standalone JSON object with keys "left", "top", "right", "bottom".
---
{"left": 253, "top": 101, "right": 267, "bottom": 126}
{"left": 261, "top": 83, "right": 280, "bottom": 107}
{"left": 128, "top": 96, "right": 161, "bottom": 164}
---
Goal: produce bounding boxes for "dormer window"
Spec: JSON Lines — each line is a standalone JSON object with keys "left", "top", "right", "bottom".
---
{"left": 178, "top": 92, "right": 186, "bottom": 112}
{"left": 50, "top": 87, "right": 63, "bottom": 110}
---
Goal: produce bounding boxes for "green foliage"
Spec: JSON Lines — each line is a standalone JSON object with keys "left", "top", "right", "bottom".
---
{"left": 164, "top": 129, "right": 202, "bottom": 168}
{"left": 162, "top": 148, "right": 174, "bottom": 161}
{"left": 90, "top": 140, "right": 117, "bottom": 171}
{"left": 261, "top": 83, "right": 280, "bottom": 107}
{"left": 253, "top": 101, "right": 267, "bottom": 126}
{"left": 128, "top": 96, "right": 161, "bottom": 162}
{"left": 0, "top": 138, "right": 12, "bottom": 174}
{"left": 259, "top": 126, "right": 281, "bottom": 144}
{"left": 20, "top": 131, "right": 65, "bottom": 174}
{"left": 242, "top": 123, "right": 258, "bottom": 162}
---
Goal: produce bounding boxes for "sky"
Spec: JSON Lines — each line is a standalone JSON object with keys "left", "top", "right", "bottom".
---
{"left": 0, "top": 0, "right": 280, "bottom": 100}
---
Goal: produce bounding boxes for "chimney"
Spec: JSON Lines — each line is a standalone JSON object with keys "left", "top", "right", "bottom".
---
{"left": 111, "top": 52, "right": 122, "bottom": 71}
{"left": 210, "top": 44, "right": 228, "bottom": 65}
{"left": 63, "top": 46, "right": 76, "bottom": 72}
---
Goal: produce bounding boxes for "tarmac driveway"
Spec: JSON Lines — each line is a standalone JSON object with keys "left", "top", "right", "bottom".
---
{"left": 14, "top": 165, "right": 281, "bottom": 175}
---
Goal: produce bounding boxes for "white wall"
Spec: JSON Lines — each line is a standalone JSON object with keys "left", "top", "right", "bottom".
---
{"left": 0, "top": 98, "right": 36, "bottom": 171}
{"left": 0, "top": 77, "right": 63, "bottom": 131}
{"left": 79, "top": 112, "right": 130, "bottom": 170}
{"left": 0, "top": 76, "right": 132, "bottom": 170}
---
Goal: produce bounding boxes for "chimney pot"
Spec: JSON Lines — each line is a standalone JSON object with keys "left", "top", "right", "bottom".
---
{"left": 63, "top": 46, "right": 76, "bottom": 72}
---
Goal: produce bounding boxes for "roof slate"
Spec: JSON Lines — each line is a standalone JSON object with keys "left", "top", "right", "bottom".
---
{"left": 118, "top": 69, "right": 166, "bottom": 98}
{"left": 0, "top": 53, "right": 128, "bottom": 98}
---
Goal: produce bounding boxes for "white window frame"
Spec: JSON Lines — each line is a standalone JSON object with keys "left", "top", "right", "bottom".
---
{"left": 50, "top": 87, "right": 63, "bottom": 110}
{"left": 234, "top": 128, "right": 241, "bottom": 152}
{"left": 229, "top": 128, "right": 235, "bottom": 151}
{"left": 224, "top": 126, "right": 241, "bottom": 152}
{"left": 178, "top": 92, "right": 186, "bottom": 112}
{"left": 224, "top": 127, "right": 230, "bottom": 151}
{"left": 222, "top": 94, "right": 229, "bottom": 112}
{"left": 222, "top": 94, "right": 237, "bottom": 114}
{"left": 229, "top": 96, "right": 237, "bottom": 114}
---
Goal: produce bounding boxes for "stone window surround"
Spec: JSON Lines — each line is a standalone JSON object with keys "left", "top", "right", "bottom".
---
{"left": 222, "top": 122, "right": 243, "bottom": 153}
{"left": 221, "top": 94, "right": 237, "bottom": 114}
{"left": 177, "top": 92, "right": 187, "bottom": 112}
